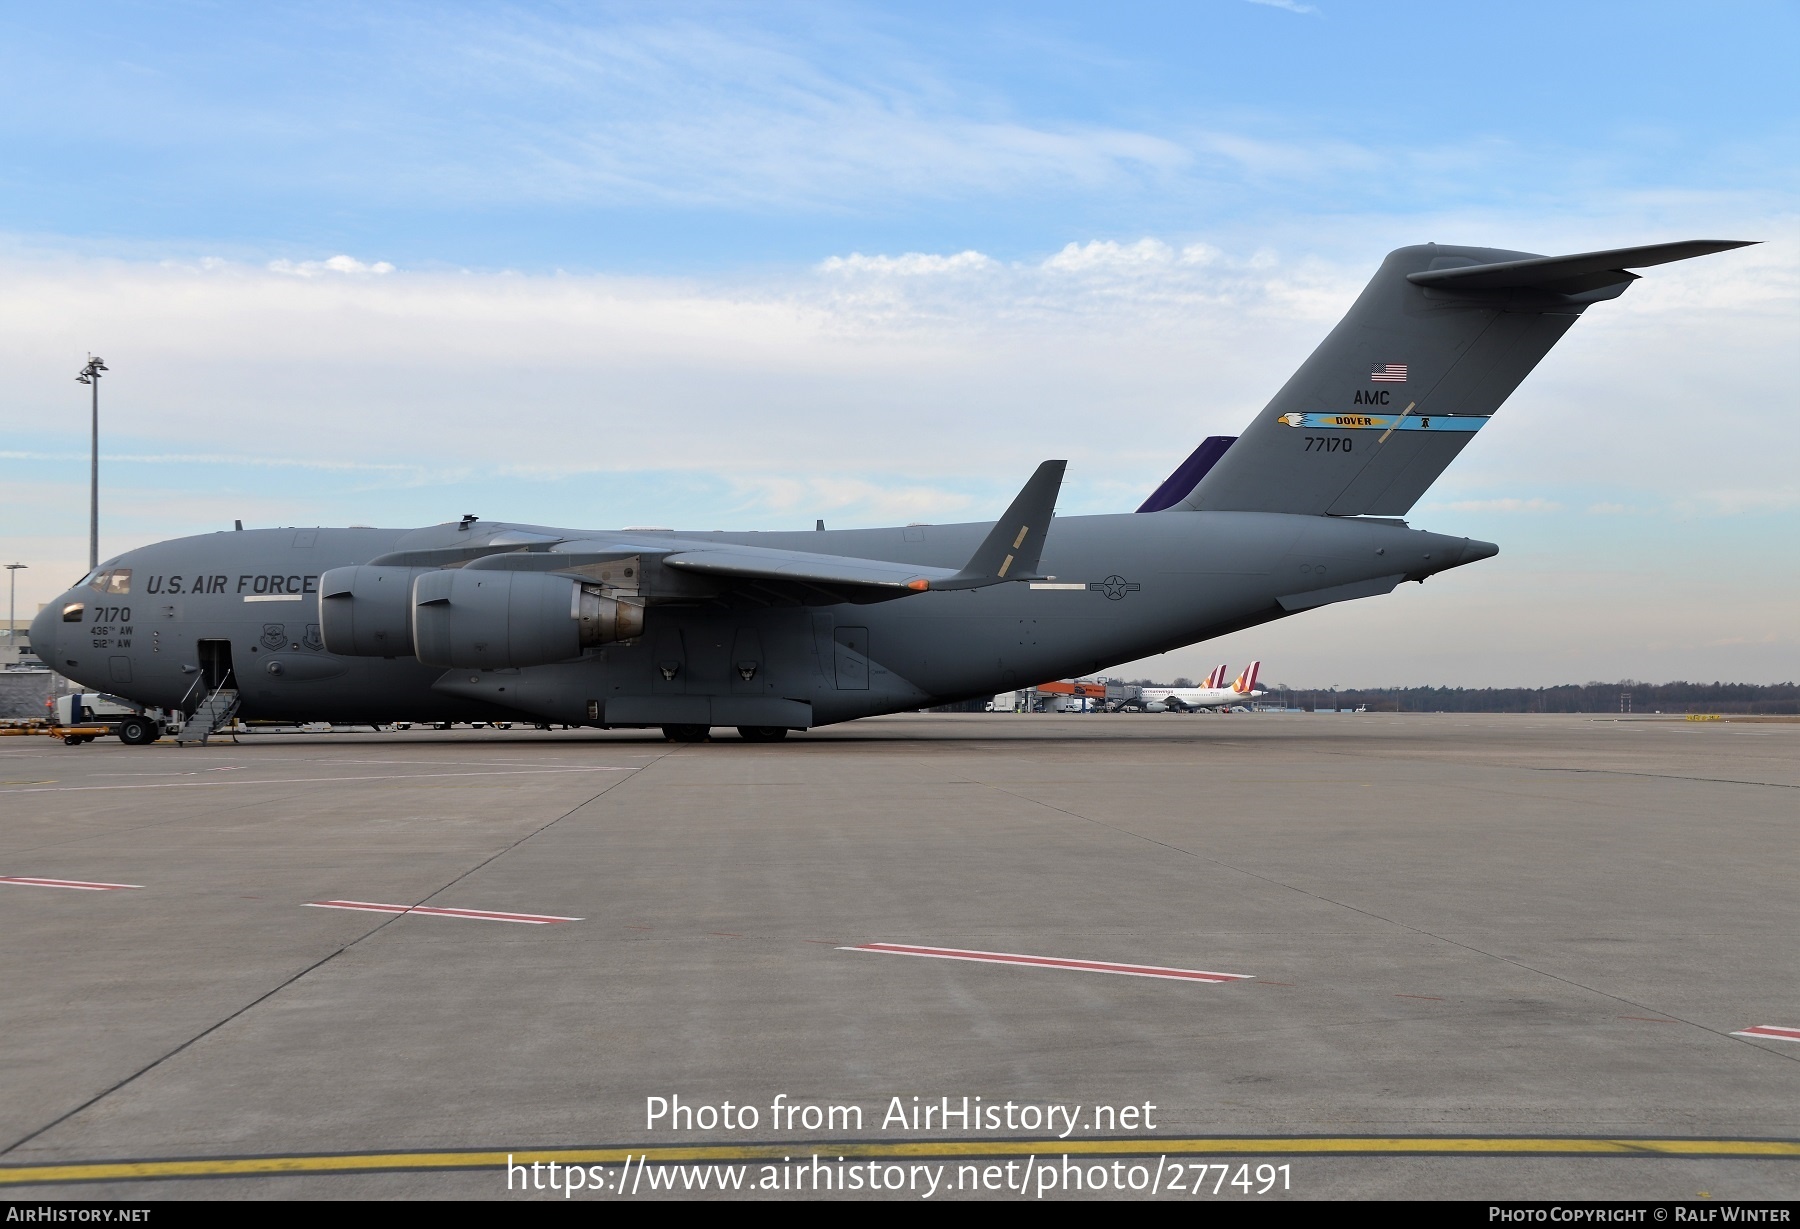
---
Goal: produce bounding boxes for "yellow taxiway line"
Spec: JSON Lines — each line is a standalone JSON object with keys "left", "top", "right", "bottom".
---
{"left": 3, "top": 1136, "right": 1798, "bottom": 1186}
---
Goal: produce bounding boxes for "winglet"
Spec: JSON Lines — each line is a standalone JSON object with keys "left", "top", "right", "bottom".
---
{"left": 928, "top": 460, "right": 1066, "bottom": 591}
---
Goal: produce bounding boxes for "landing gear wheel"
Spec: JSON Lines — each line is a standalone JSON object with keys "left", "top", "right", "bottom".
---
{"left": 116, "top": 717, "right": 159, "bottom": 746}
{"left": 737, "top": 726, "right": 789, "bottom": 742}
{"left": 661, "top": 724, "right": 711, "bottom": 743}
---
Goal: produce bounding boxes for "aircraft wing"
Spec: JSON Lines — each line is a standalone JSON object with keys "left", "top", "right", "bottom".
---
{"left": 661, "top": 544, "right": 959, "bottom": 591}
{"left": 390, "top": 459, "right": 1066, "bottom": 606}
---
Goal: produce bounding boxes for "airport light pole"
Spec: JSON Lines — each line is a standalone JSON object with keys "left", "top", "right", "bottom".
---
{"left": 5, "top": 563, "right": 23, "bottom": 650}
{"left": 75, "top": 356, "right": 108, "bottom": 572}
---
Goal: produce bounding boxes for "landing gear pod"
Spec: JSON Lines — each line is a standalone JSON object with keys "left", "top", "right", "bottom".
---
{"left": 411, "top": 570, "right": 643, "bottom": 669}
{"left": 319, "top": 566, "right": 428, "bottom": 657}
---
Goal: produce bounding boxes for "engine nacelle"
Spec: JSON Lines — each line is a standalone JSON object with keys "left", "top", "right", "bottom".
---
{"left": 318, "top": 566, "right": 428, "bottom": 657}
{"left": 411, "top": 569, "right": 644, "bottom": 670}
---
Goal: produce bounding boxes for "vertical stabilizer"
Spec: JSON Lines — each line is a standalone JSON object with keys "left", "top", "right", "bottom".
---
{"left": 1177, "top": 240, "right": 1753, "bottom": 517}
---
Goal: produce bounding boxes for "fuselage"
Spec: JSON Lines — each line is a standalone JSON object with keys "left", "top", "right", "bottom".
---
{"left": 32, "top": 511, "right": 1494, "bottom": 730}
{"left": 1139, "top": 686, "right": 1266, "bottom": 711}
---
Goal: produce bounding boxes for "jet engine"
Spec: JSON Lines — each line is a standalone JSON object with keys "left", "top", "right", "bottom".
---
{"left": 410, "top": 569, "right": 644, "bottom": 670}
{"left": 318, "top": 565, "right": 428, "bottom": 657}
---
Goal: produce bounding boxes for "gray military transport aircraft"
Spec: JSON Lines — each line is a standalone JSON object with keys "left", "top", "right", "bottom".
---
{"left": 33, "top": 239, "right": 1751, "bottom": 744}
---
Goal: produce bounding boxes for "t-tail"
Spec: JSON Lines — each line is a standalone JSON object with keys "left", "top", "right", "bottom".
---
{"left": 1138, "top": 240, "right": 1755, "bottom": 517}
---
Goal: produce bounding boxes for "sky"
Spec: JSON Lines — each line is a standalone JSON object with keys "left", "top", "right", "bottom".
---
{"left": 1, "top": 1, "right": 1795, "bottom": 686}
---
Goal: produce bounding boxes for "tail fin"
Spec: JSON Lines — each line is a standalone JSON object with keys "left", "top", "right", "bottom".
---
{"left": 1155, "top": 240, "right": 1753, "bottom": 517}
{"left": 1233, "top": 661, "right": 1261, "bottom": 694}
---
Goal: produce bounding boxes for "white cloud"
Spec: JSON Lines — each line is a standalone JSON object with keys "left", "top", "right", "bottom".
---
{"left": 1042, "top": 238, "right": 1176, "bottom": 272}
{"left": 818, "top": 251, "right": 996, "bottom": 276}
{"left": 4, "top": 235, "right": 1789, "bottom": 500}
{"left": 1678, "top": 487, "right": 1800, "bottom": 516}
{"left": 267, "top": 255, "right": 396, "bottom": 277}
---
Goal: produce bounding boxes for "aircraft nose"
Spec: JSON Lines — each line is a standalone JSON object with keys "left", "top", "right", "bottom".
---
{"left": 29, "top": 597, "right": 61, "bottom": 663}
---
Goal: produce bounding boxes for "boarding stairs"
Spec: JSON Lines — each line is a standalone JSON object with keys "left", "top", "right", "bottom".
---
{"left": 176, "top": 686, "right": 240, "bottom": 746}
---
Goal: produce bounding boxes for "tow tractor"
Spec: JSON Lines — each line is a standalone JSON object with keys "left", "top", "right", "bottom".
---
{"left": 0, "top": 694, "right": 176, "bottom": 745}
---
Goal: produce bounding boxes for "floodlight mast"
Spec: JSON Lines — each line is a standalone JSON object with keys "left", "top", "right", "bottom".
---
{"left": 75, "top": 356, "right": 108, "bottom": 572}
{"left": 5, "top": 563, "right": 23, "bottom": 649}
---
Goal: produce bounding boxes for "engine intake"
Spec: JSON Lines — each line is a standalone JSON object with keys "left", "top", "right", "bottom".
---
{"left": 318, "top": 566, "right": 427, "bottom": 657}
{"left": 411, "top": 570, "right": 643, "bottom": 669}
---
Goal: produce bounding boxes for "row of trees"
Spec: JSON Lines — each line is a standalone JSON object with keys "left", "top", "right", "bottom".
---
{"left": 1261, "top": 681, "right": 1799, "bottom": 715}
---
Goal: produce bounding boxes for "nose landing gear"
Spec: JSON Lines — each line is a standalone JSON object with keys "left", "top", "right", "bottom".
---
{"left": 117, "top": 716, "right": 160, "bottom": 745}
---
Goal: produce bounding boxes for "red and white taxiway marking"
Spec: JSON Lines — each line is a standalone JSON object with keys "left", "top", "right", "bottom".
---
{"left": 842, "top": 942, "right": 1251, "bottom": 984}
{"left": 304, "top": 899, "right": 582, "bottom": 925}
{"left": 0, "top": 876, "right": 141, "bottom": 891}
{"left": 1732, "top": 1024, "right": 1800, "bottom": 1044}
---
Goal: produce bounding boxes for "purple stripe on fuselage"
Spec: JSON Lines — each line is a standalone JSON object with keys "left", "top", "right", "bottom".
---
{"left": 1136, "top": 436, "right": 1237, "bottom": 513}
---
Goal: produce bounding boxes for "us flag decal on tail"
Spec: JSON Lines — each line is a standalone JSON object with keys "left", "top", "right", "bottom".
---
{"left": 1370, "top": 363, "right": 1408, "bottom": 383}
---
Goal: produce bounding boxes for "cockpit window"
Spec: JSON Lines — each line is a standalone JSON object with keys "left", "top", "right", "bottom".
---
{"left": 85, "top": 568, "right": 131, "bottom": 594}
{"left": 62, "top": 602, "right": 85, "bottom": 622}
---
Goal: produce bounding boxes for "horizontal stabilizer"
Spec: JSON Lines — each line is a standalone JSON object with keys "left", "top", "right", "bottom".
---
{"left": 1408, "top": 240, "right": 1755, "bottom": 295}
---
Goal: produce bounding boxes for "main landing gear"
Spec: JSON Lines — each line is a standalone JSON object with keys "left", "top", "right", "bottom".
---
{"left": 659, "top": 725, "right": 793, "bottom": 742}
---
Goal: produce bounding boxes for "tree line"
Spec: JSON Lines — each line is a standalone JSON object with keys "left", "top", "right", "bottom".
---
{"left": 1265, "top": 681, "right": 1798, "bottom": 715}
